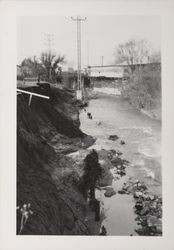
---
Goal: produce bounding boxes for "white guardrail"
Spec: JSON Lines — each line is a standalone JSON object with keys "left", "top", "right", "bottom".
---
{"left": 16, "top": 88, "right": 50, "bottom": 106}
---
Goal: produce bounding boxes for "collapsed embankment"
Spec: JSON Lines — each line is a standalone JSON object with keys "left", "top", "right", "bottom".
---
{"left": 17, "top": 84, "right": 96, "bottom": 235}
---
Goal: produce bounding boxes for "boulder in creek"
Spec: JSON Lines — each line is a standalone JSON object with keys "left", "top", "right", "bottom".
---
{"left": 108, "top": 135, "right": 119, "bottom": 141}
{"left": 133, "top": 181, "right": 147, "bottom": 191}
{"left": 134, "top": 179, "right": 140, "bottom": 184}
{"left": 147, "top": 216, "right": 162, "bottom": 229}
{"left": 134, "top": 191, "right": 144, "bottom": 199}
{"left": 149, "top": 195, "right": 155, "bottom": 201}
{"left": 118, "top": 189, "right": 127, "bottom": 194}
{"left": 135, "top": 201, "right": 143, "bottom": 211}
{"left": 104, "top": 187, "right": 116, "bottom": 197}
{"left": 121, "top": 183, "right": 130, "bottom": 194}
{"left": 116, "top": 169, "right": 126, "bottom": 176}
{"left": 120, "top": 140, "right": 126, "bottom": 145}
{"left": 140, "top": 206, "right": 150, "bottom": 216}
{"left": 107, "top": 149, "right": 117, "bottom": 160}
{"left": 111, "top": 157, "right": 129, "bottom": 168}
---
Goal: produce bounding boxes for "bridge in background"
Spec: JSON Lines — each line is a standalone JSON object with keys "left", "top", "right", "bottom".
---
{"left": 87, "top": 62, "right": 161, "bottom": 79}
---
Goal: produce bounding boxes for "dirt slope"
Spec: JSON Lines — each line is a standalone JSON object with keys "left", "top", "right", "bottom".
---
{"left": 17, "top": 84, "right": 94, "bottom": 235}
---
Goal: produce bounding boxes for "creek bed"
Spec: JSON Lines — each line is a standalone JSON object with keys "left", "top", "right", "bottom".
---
{"left": 79, "top": 91, "right": 161, "bottom": 235}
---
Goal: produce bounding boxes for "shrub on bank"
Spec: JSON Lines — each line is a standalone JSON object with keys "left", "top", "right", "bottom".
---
{"left": 121, "top": 64, "right": 161, "bottom": 112}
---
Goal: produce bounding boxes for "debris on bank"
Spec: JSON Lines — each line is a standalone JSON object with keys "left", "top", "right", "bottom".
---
{"left": 108, "top": 134, "right": 126, "bottom": 145}
{"left": 95, "top": 148, "right": 162, "bottom": 236}
{"left": 118, "top": 178, "right": 162, "bottom": 236}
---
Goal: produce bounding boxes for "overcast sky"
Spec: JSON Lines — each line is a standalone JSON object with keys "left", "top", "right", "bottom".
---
{"left": 17, "top": 16, "right": 161, "bottom": 68}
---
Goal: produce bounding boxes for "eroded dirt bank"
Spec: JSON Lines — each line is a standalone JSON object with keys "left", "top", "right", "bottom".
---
{"left": 17, "top": 84, "right": 96, "bottom": 235}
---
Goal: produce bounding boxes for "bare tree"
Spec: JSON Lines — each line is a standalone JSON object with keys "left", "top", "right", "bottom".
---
{"left": 40, "top": 51, "right": 65, "bottom": 82}
{"left": 149, "top": 51, "right": 161, "bottom": 63}
{"left": 115, "top": 39, "right": 152, "bottom": 73}
{"left": 21, "top": 57, "right": 44, "bottom": 77}
{"left": 20, "top": 52, "right": 65, "bottom": 83}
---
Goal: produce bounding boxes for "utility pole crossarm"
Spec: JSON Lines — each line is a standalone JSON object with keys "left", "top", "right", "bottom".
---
{"left": 71, "top": 17, "right": 87, "bottom": 21}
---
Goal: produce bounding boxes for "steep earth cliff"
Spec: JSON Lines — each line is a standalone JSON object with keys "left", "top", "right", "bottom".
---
{"left": 17, "top": 84, "right": 95, "bottom": 235}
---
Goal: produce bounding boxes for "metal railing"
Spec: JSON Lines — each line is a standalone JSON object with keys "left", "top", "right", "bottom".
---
{"left": 16, "top": 88, "right": 50, "bottom": 106}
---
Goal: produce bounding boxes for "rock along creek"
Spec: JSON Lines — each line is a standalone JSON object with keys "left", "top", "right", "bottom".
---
{"left": 79, "top": 89, "right": 161, "bottom": 236}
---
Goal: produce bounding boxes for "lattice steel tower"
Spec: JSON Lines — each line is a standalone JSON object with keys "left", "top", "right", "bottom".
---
{"left": 43, "top": 33, "right": 54, "bottom": 81}
{"left": 44, "top": 33, "right": 54, "bottom": 51}
{"left": 71, "top": 16, "right": 86, "bottom": 90}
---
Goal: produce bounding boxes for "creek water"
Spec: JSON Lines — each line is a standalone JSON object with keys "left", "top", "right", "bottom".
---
{"left": 79, "top": 89, "right": 161, "bottom": 236}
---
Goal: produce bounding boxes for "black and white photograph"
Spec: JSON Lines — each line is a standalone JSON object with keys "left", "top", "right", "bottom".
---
{"left": 16, "top": 15, "right": 162, "bottom": 236}
{"left": 1, "top": 0, "right": 174, "bottom": 249}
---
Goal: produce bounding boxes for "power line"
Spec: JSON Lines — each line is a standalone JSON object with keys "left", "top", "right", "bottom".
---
{"left": 71, "top": 16, "right": 87, "bottom": 90}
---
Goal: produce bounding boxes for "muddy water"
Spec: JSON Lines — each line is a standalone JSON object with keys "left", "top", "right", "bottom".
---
{"left": 80, "top": 91, "right": 161, "bottom": 235}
